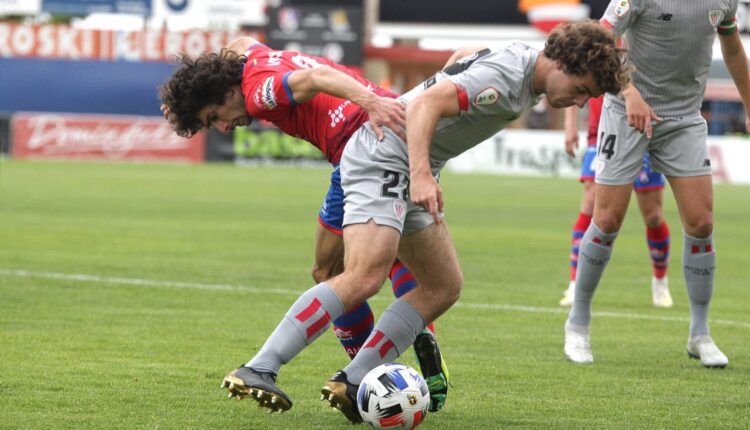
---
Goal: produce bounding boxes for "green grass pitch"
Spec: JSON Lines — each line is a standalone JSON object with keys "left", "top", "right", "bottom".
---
{"left": 1, "top": 159, "right": 748, "bottom": 429}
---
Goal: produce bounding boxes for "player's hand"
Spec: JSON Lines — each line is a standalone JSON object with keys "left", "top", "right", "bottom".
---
{"left": 160, "top": 104, "right": 174, "bottom": 123}
{"left": 365, "top": 96, "right": 406, "bottom": 141}
{"left": 622, "top": 86, "right": 662, "bottom": 138}
{"left": 564, "top": 127, "right": 579, "bottom": 157}
{"left": 409, "top": 173, "right": 444, "bottom": 224}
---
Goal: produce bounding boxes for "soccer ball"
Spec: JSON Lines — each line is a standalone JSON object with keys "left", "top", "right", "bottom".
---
{"left": 357, "top": 363, "right": 430, "bottom": 429}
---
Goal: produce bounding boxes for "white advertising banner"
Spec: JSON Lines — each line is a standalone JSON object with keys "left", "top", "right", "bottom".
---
{"left": 447, "top": 129, "right": 583, "bottom": 178}
{"left": 0, "top": 0, "right": 40, "bottom": 16}
{"left": 150, "top": 0, "right": 265, "bottom": 31}
{"left": 447, "top": 129, "right": 750, "bottom": 186}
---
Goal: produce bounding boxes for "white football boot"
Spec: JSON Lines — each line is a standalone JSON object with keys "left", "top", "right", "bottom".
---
{"left": 564, "top": 320, "right": 593, "bottom": 364}
{"left": 687, "top": 335, "right": 728, "bottom": 368}
{"left": 559, "top": 280, "right": 575, "bottom": 307}
{"left": 651, "top": 276, "right": 673, "bottom": 308}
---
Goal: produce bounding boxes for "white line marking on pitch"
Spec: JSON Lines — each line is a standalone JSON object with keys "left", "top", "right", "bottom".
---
{"left": 2, "top": 268, "right": 749, "bottom": 329}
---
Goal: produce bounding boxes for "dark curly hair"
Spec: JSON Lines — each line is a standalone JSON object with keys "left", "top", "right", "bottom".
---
{"left": 544, "top": 20, "right": 632, "bottom": 95}
{"left": 159, "top": 49, "right": 246, "bottom": 137}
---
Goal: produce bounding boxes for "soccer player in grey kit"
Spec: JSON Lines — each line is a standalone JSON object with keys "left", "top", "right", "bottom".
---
{"left": 564, "top": 0, "right": 750, "bottom": 367}
{"left": 227, "top": 21, "right": 629, "bottom": 423}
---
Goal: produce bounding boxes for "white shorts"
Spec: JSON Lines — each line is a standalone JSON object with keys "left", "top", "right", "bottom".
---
{"left": 341, "top": 126, "right": 439, "bottom": 236}
{"left": 595, "top": 101, "right": 711, "bottom": 185}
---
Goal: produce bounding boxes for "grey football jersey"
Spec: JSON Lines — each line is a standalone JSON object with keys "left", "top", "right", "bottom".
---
{"left": 602, "top": 0, "right": 738, "bottom": 117}
{"left": 396, "top": 42, "right": 540, "bottom": 169}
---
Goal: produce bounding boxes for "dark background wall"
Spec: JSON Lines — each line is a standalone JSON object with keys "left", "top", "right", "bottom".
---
{"left": 0, "top": 57, "right": 175, "bottom": 116}
{"left": 379, "top": 0, "right": 609, "bottom": 24}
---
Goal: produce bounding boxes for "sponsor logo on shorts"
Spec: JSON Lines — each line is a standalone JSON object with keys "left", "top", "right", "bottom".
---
{"left": 256, "top": 76, "right": 277, "bottom": 110}
{"left": 393, "top": 200, "right": 406, "bottom": 220}
{"left": 708, "top": 10, "right": 724, "bottom": 28}
{"left": 595, "top": 159, "right": 605, "bottom": 175}
{"left": 474, "top": 87, "right": 500, "bottom": 106}
{"left": 614, "top": 0, "right": 629, "bottom": 17}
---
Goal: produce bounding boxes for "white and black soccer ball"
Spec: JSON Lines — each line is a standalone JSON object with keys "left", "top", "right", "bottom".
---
{"left": 357, "top": 363, "right": 430, "bottom": 429}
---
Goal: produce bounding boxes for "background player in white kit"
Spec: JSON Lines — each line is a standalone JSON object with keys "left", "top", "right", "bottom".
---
{"left": 234, "top": 21, "right": 629, "bottom": 423}
{"left": 564, "top": 0, "right": 750, "bottom": 368}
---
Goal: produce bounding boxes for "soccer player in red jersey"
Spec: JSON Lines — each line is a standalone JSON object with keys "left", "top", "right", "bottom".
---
{"left": 160, "top": 36, "right": 449, "bottom": 412}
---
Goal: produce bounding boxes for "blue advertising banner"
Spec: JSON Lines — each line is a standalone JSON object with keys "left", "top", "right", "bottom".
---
{"left": 42, "top": 0, "right": 151, "bottom": 16}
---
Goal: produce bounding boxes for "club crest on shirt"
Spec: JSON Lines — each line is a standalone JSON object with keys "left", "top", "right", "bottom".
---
{"left": 254, "top": 76, "right": 277, "bottom": 110}
{"left": 393, "top": 199, "right": 406, "bottom": 220}
{"left": 708, "top": 10, "right": 724, "bottom": 28}
{"left": 614, "top": 0, "right": 629, "bottom": 17}
{"left": 474, "top": 87, "right": 500, "bottom": 106}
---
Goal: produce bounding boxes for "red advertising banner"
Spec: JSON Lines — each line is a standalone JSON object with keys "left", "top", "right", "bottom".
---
{"left": 12, "top": 112, "right": 205, "bottom": 163}
{"left": 0, "top": 23, "right": 259, "bottom": 61}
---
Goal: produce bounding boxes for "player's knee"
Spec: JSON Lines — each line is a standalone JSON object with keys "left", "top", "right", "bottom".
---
{"left": 685, "top": 217, "right": 713, "bottom": 238}
{"left": 594, "top": 212, "right": 623, "bottom": 233}
{"left": 643, "top": 212, "right": 663, "bottom": 229}
{"left": 311, "top": 260, "right": 343, "bottom": 283}
{"left": 349, "top": 272, "right": 387, "bottom": 303}
{"left": 440, "top": 271, "right": 463, "bottom": 307}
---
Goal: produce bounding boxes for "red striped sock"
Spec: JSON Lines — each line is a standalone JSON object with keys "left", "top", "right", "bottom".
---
{"left": 647, "top": 222, "right": 670, "bottom": 279}
{"left": 570, "top": 212, "right": 593, "bottom": 281}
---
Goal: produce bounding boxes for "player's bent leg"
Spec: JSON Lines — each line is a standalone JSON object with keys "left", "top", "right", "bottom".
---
{"left": 565, "top": 183, "right": 631, "bottom": 364}
{"left": 324, "top": 222, "right": 461, "bottom": 422}
{"left": 668, "top": 175, "right": 727, "bottom": 367}
{"left": 389, "top": 258, "right": 446, "bottom": 411}
{"left": 227, "top": 225, "right": 386, "bottom": 411}
{"left": 226, "top": 278, "right": 346, "bottom": 411}
{"left": 390, "top": 260, "right": 435, "bottom": 333}
{"left": 314, "top": 224, "right": 379, "bottom": 359}
{"left": 562, "top": 181, "right": 595, "bottom": 306}
{"left": 635, "top": 189, "right": 673, "bottom": 308}
{"left": 397, "top": 222, "right": 461, "bottom": 412}
{"left": 321, "top": 221, "right": 401, "bottom": 421}
{"left": 398, "top": 222, "right": 463, "bottom": 323}
{"left": 328, "top": 220, "right": 401, "bottom": 309}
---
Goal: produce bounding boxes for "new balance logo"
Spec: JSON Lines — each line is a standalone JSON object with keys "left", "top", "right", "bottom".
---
{"left": 658, "top": 13, "right": 673, "bottom": 21}
{"left": 703, "top": 159, "right": 711, "bottom": 167}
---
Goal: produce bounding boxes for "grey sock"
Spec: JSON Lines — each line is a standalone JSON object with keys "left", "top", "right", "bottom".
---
{"left": 568, "top": 222, "right": 618, "bottom": 327}
{"left": 343, "top": 299, "right": 426, "bottom": 385}
{"left": 248, "top": 282, "right": 344, "bottom": 375}
{"left": 683, "top": 233, "right": 715, "bottom": 337}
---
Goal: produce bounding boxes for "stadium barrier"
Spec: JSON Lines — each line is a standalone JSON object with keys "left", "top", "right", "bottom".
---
{"left": 447, "top": 129, "right": 750, "bottom": 186}
{"left": 5, "top": 112, "right": 749, "bottom": 185}
{"left": 11, "top": 112, "right": 205, "bottom": 163}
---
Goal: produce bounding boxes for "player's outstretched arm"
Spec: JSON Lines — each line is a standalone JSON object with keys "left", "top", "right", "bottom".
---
{"left": 285, "top": 66, "right": 406, "bottom": 141}
{"left": 563, "top": 106, "right": 580, "bottom": 156}
{"left": 405, "top": 79, "right": 460, "bottom": 223}
{"left": 719, "top": 30, "right": 750, "bottom": 132}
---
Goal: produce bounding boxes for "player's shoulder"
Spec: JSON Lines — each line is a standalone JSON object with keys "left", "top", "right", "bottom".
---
{"left": 475, "top": 42, "right": 536, "bottom": 93}
{"left": 480, "top": 42, "right": 536, "bottom": 69}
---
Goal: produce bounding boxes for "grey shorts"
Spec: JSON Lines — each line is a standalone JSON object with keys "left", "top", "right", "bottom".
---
{"left": 595, "top": 102, "right": 711, "bottom": 186}
{"left": 341, "top": 125, "right": 438, "bottom": 236}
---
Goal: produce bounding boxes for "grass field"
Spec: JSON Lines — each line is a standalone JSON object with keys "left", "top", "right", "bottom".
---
{"left": 1, "top": 159, "right": 749, "bottom": 429}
